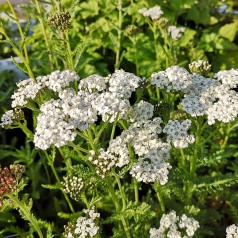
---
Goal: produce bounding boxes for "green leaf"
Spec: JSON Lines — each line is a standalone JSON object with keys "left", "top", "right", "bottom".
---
{"left": 218, "top": 21, "right": 238, "bottom": 42}
{"left": 79, "top": 0, "right": 99, "bottom": 19}
{"left": 41, "top": 183, "right": 62, "bottom": 190}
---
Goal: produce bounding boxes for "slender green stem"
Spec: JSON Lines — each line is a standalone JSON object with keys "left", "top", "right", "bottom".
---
{"left": 221, "top": 122, "right": 230, "bottom": 149}
{"left": 154, "top": 182, "right": 165, "bottom": 212}
{"left": 190, "top": 120, "right": 202, "bottom": 176}
{"left": 179, "top": 148, "right": 186, "bottom": 168}
{"left": 43, "top": 150, "right": 75, "bottom": 213}
{"left": 58, "top": 147, "right": 73, "bottom": 175}
{"left": 115, "top": 0, "right": 123, "bottom": 69}
{"left": 106, "top": 179, "right": 131, "bottom": 238}
{"left": 65, "top": 30, "right": 74, "bottom": 70}
{"left": 34, "top": 0, "right": 54, "bottom": 70}
{"left": 93, "top": 117, "right": 111, "bottom": 144}
{"left": 81, "top": 191, "right": 90, "bottom": 208}
{"left": 69, "top": 142, "right": 88, "bottom": 155}
{"left": 113, "top": 171, "right": 126, "bottom": 210}
{"left": 86, "top": 128, "right": 97, "bottom": 152}
{"left": 6, "top": 194, "right": 44, "bottom": 238}
{"left": 6, "top": 0, "right": 34, "bottom": 78}
{"left": 152, "top": 22, "right": 161, "bottom": 70}
{"left": 110, "top": 113, "right": 119, "bottom": 140}
{"left": 134, "top": 179, "right": 139, "bottom": 204}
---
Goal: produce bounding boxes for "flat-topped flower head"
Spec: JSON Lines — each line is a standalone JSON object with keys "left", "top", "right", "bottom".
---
{"left": 163, "top": 119, "right": 195, "bottom": 148}
{"left": 150, "top": 210, "right": 200, "bottom": 238}
{"left": 168, "top": 25, "right": 186, "bottom": 40}
{"left": 11, "top": 78, "right": 42, "bottom": 108}
{"left": 79, "top": 74, "right": 106, "bottom": 93}
{"left": 226, "top": 224, "right": 238, "bottom": 238}
{"left": 151, "top": 66, "right": 193, "bottom": 92}
{"left": 214, "top": 68, "right": 238, "bottom": 89}
{"left": 139, "top": 6, "right": 164, "bottom": 20}
{"left": 63, "top": 207, "right": 100, "bottom": 238}
{"left": 108, "top": 69, "right": 146, "bottom": 99}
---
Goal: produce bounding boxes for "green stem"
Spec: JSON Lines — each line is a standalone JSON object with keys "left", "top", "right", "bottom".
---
{"left": 110, "top": 113, "right": 119, "bottom": 140}
{"left": 134, "top": 179, "right": 139, "bottom": 204}
{"left": 43, "top": 150, "right": 75, "bottom": 213}
{"left": 154, "top": 182, "right": 165, "bottom": 212}
{"left": 86, "top": 128, "right": 97, "bottom": 152}
{"left": 34, "top": 0, "right": 54, "bottom": 70}
{"left": 221, "top": 122, "right": 230, "bottom": 149}
{"left": 190, "top": 120, "right": 202, "bottom": 176}
{"left": 7, "top": 0, "right": 34, "bottom": 79}
{"left": 6, "top": 194, "right": 44, "bottom": 238}
{"left": 113, "top": 171, "right": 126, "bottom": 210}
{"left": 152, "top": 22, "right": 161, "bottom": 70}
{"left": 58, "top": 147, "right": 73, "bottom": 175}
{"left": 106, "top": 180, "right": 131, "bottom": 238}
{"left": 65, "top": 30, "right": 74, "bottom": 70}
{"left": 115, "top": 0, "right": 123, "bottom": 69}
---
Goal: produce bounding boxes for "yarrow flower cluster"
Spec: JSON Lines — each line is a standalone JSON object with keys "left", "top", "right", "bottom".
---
{"left": 214, "top": 68, "right": 238, "bottom": 89}
{"left": 151, "top": 63, "right": 238, "bottom": 125}
{"left": 64, "top": 206, "right": 100, "bottom": 238}
{"left": 226, "top": 224, "right": 238, "bottom": 238}
{"left": 151, "top": 66, "right": 193, "bottom": 92}
{"left": 163, "top": 119, "right": 195, "bottom": 148}
{"left": 139, "top": 6, "right": 164, "bottom": 20}
{"left": 168, "top": 25, "right": 186, "bottom": 40}
{"left": 62, "top": 175, "right": 84, "bottom": 201}
{"left": 181, "top": 74, "right": 238, "bottom": 124}
{"left": 126, "top": 118, "right": 172, "bottom": 184}
{"left": 0, "top": 110, "right": 15, "bottom": 127}
{"left": 149, "top": 210, "right": 200, "bottom": 238}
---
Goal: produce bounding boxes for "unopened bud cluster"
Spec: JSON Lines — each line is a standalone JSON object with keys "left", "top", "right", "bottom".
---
{"left": 10, "top": 164, "right": 25, "bottom": 180}
{"left": 0, "top": 164, "right": 24, "bottom": 198}
{"left": 62, "top": 175, "right": 84, "bottom": 201}
{"left": 124, "top": 25, "right": 138, "bottom": 37}
{"left": 189, "top": 60, "right": 212, "bottom": 75}
{"left": 48, "top": 12, "right": 71, "bottom": 30}
{"left": 0, "top": 167, "right": 17, "bottom": 196}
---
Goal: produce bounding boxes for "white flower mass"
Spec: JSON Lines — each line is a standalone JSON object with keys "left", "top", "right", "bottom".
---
{"left": 139, "top": 6, "right": 164, "bottom": 20}
{"left": 74, "top": 206, "right": 100, "bottom": 238}
{"left": 226, "top": 224, "right": 238, "bottom": 238}
{"left": 2, "top": 64, "right": 238, "bottom": 186}
{"left": 149, "top": 210, "right": 200, "bottom": 238}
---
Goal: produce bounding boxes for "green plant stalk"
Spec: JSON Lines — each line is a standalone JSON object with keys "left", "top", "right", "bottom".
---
{"left": 6, "top": 193, "right": 44, "bottom": 238}
{"left": 65, "top": 30, "right": 75, "bottom": 71}
{"left": 112, "top": 171, "right": 126, "bottom": 210}
{"left": 110, "top": 113, "right": 120, "bottom": 140}
{"left": 187, "top": 119, "right": 203, "bottom": 204}
{"left": 152, "top": 22, "right": 161, "bottom": 70}
{"left": 93, "top": 117, "right": 111, "bottom": 144}
{"left": 58, "top": 147, "right": 73, "bottom": 175}
{"left": 85, "top": 128, "right": 97, "bottom": 152}
{"left": 33, "top": 0, "right": 54, "bottom": 70}
{"left": 190, "top": 120, "right": 202, "bottom": 176}
{"left": 43, "top": 150, "right": 75, "bottom": 213}
{"left": 115, "top": 0, "right": 123, "bottom": 70}
{"left": 131, "top": 37, "right": 139, "bottom": 75}
{"left": 0, "top": 31, "right": 34, "bottom": 79}
{"left": 154, "top": 182, "right": 165, "bottom": 212}
{"left": 134, "top": 179, "right": 139, "bottom": 204}
{"left": 106, "top": 180, "right": 131, "bottom": 238}
{"left": 221, "top": 122, "right": 231, "bottom": 149}
{"left": 7, "top": 0, "right": 29, "bottom": 64}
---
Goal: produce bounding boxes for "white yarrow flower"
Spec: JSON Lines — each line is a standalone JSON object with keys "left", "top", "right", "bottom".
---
{"left": 226, "top": 224, "right": 238, "bottom": 238}
{"left": 139, "top": 6, "right": 164, "bottom": 20}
